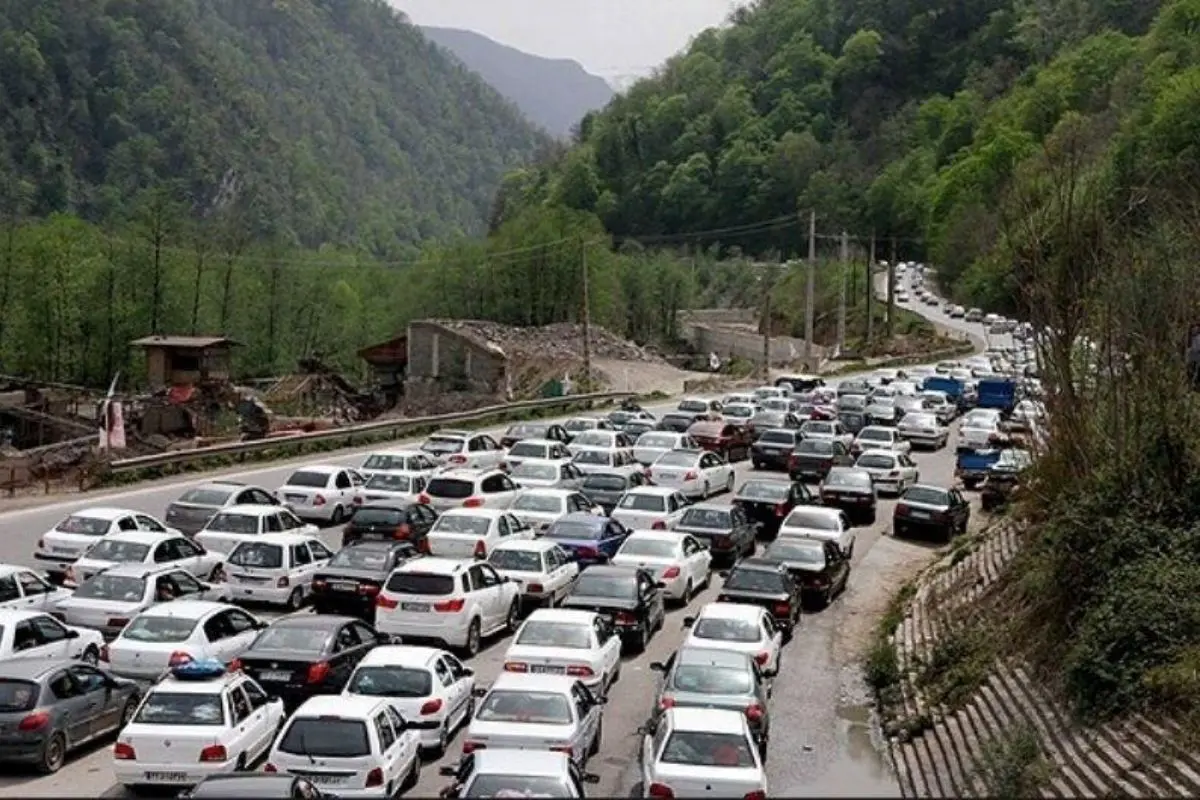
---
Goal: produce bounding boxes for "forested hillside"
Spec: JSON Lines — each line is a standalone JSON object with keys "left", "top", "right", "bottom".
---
{"left": 0, "top": 0, "right": 546, "bottom": 253}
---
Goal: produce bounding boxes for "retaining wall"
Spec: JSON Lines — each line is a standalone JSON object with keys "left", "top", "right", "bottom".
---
{"left": 405, "top": 321, "right": 507, "bottom": 397}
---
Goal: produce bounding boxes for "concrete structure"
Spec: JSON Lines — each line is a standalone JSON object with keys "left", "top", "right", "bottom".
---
{"left": 678, "top": 309, "right": 826, "bottom": 373}
{"left": 130, "top": 336, "right": 239, "bottom": 390}
{"left": 358, "top": 336, "right": 409, "bottom": 406}
{"left": 404, "top": 321, "right": 508, "bottom": 399}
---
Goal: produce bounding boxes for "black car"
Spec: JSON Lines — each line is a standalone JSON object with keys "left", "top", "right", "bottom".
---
{"left": 717, "top": 558, "right": 802, "bottom": 637}
{"left": 760, "top": 537, "right": 850, "bottom": 608}
{"left": 560, "top": 565, "right": 666, "bottom": 653}
{"left": 819, "top": 467, "right": 877, "bottom": 525}
{"left": 181, "top": 774, "right": 332, "bottom": 799}
{"left": 657, "top": 412, "right": 704, "bottom": 433}
{"left": 788, "top": 438, "right": 854, "bottom": 482}
{"left": 622, "top": 419, "right": 657, "bottom": 439}
{"left": 838, "top": 411, "right": 868, "bottom": 435}
{"left": 579, "top": 470, "right": 651, "bottom": 515}
{"left": 894, "top": 484, "right": 971, "bottom": 541}
{"left": 310, "top": 540, "right": 423, "bottom": 620}
{"left": 341, "top": 500, "right": 438, "bottom": 548}
{"left": 748, "top": 410, "right": 801, "bottom": 435}
{"left": 673, "top": 504, "right": 757, "bottom": 564}
{"left": 500, "top": 422, "right": 570, "bottom": 449}
{"left": 837, "top": 378, "right": 872, "bottom": 397}
{"left": 232, "top": 615, "right": 384, "bottom": 711}
{"left": 732, "top": 478, "right": 821, "bottom": 539}
{"left": 750, "top": 428, "right": 800, "bottom": 470}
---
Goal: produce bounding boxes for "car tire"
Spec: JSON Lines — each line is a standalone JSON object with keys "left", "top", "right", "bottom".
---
{"left": 682, "top": 579, "right": 693, "bottom": 604}
{"left": 331, "top": 505, "right": 345, "bottom": 525}
{"left": 285, "top": 587, "right": 304, "bottom": 611}
{"left": 633, "top": 622, "right": 649, "bottom": 654}
{"left": 120, "top": 696, "right": 138, "bottom": 727}
{"left": 38, "top": 731, "right": 66, "bottom": 774}
{"left": 504, "top": 600, "right": 520, "bottom": 634}
{"left": 82, "top": 645, "right": 99, "bottom": 666}
{"left": 589, "top": 721, "right": 603, "bottom": 757}
{"left": 702, "top": 481, "right": 710, "bottom": 498}
{"left": 462, "top": 619, "right": 482, "bottom": 658}
{"left": 725, "top": 474, "right": 735, "bottom": 493}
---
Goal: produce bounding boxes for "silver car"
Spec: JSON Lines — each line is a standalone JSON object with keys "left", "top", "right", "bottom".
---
{"left": 649, "top": 646, "right": 771, "bottom": 754}
{"left": 163, "top": 480, "right": 279, "bottom": 536}
{"left": 510, "top": 459, "right": 586, "bottom": 490}
{"left": 53, "top": 564, "right": 224, "bottom": 640}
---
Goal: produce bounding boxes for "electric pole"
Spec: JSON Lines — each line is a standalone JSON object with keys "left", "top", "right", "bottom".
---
{"left": 837, "top": 231, "right": 848, "bottom": 353}
{"left": 867, "top": 233, "right": 876, "bottom": 343}
{"left": 580, "top": 238, "right": 591, "bottom": 388}
{"left": 761, "top": 271, "right": 772, "bottom": 382}
{"left": 886, "top": 236, "right": 898, "bottom": 339}
{"left": 804, "top": 210, "right": 816, "bottom": 364}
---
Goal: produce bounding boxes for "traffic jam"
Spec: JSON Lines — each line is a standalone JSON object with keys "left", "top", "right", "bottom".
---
{"left": 0, "top": 269, "right": 1044, "bottom": 799}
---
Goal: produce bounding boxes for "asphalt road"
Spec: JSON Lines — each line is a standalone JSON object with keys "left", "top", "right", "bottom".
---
{"left": 0, "top": 285, "right": 1016, "bottom": 799}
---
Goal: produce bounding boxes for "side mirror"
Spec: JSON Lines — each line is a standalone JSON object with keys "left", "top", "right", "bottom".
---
{"left": 583, "top": 773, "right": 601, "bottom": 784}
{"left": 635, "top": 724, "right": 654, "bottom": 737}
{"left": 376, "top": 633, "right": 391, "bottom": 645}
{"left": 682, "top": 616, "right": 696, "bottom": 628}
{"left": 199, "top": 582, "right": 213, "bottom": 591}
{"left": 461, "top": 667, "right": 474, "bottom": 677}
{"left": 65, "top": 629, "right": 79, "bottom": 639}
{"left": 655, "top": 581, "right": 667, "bottom": 589}
{"left": 718, "top": 571, "right": 729, "bottom": 580}
{"left": 472, "top": 686, "right": 488, "bottom": 698}
{"left": 253, "top": 620, "right": 269, "bottom": 630}
{"left": 267, "top": 695, "right": 282, "bottom": 704}
{"left": 649, "top": 661, "right": 666, "bottom": 672}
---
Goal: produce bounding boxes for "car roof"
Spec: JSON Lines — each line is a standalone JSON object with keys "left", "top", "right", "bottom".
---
{"left": 0, "top": 564, "right": 28, "bottom": 579}
{"left": 491, "top": 672, "right": 579, "bottom": 692}
{"left": 269, "top": 613, "right": 358, "bottom": 631}
{"left": 579, "top": 564, "right": 637, "bottom": 579}
{"left": 684, "top": 503, "right": 730, "bottom": 513}
{"left": 430, "top": 429, "right": 471, "bottom": 438}
{"left": 697, "top": 601, "right": 763, "bottom": 621}
{"left": 357, "top": 644, "right": 444, "bottom": 668}
{"left": 100, "top": 563, "right": 190, "bottom": 578}
{"left": 675, "top": 646, "right": 755, "bottom": 669}
{"left": 788, "top": 505, "right": 841, "bottom": 518}
{"left": 65, "top": 506, "right": 139, "bottom": 520}
{"left": 95, "top": 530, "right": 176, "bottom": 545}
{"left": 433, "top": 469, "right": 496, "bottom": 481}
{"left": 524, "top": 608, "right": 597, "bottom": 625}
{"left": 492, "top": 538, "right": 558, "bottom": 553}
{"left": 624, "top": 530, "right": 682, "bottom": 544}
{"left": 287, "top": 465, "right": 341, "bottom": 475}
{"left": 509, "top": 438, "right": 562, "bottom": 447}
{"left": 187, "top": 774, "right": 298, "bottom": 798}
{"left": 439, "top": 507, "right": 507, "bottom": 519}
{"left": 625, "top": 486, "right": 679, "bottom": 497}
{"left": 0, "top": 658, "right": 80, "bottom": 680}
{"left": 730, "top": 557, "right": 784, "bottom": 573}
{"left": 292, "top": 694, "right": 387, "bottom": 720}
{"left": 358, "top": 499, "right": 420, "bottom": 511}
{"left": 216, "top": 504, "right": 282, "bottom": 517}
{"left": 231, "top": 532, "right": 314, "bottom": 547}
{"left": 664, "top": 706, "right": 748, "bottom": 733}
{"left": 516, "top": 488, "right": 577, "bottom": 498}
{"left": 395, "top": 557, "right": 466, "bottom": 575}
{"left": 137, "top": 600, "right": 232, "bottom": 618}
{"left": 471, "top": 748, "right": 573, "bottom": 776}
{"left": 365, "top": 448, "right": 425, "bottom": 458}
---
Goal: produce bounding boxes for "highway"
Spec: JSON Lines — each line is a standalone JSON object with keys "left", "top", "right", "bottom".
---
{"left": 0, "top": 290, "right": 1016, "bottom": 798}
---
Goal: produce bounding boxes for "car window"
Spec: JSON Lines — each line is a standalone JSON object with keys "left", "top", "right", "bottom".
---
{"left": 32, "top": 616, "right": 68, "bottom": 643}
{"left": 335, "top": 472, "right": 352, "bottom": 490}
{"left": 136, "top": 515, "right": 167, "bottom": 532}
{"left": 16, "top": 572, "right": 50, "bottom": 596}
{"left": 291, "top": 544, "right": 313, "bottom": 566}
{"left": 0, "top": 576, "right": 18, "bottom": 603}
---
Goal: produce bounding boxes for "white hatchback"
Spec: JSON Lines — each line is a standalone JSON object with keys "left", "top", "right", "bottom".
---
{"left": 640, "top": 707, "right": 768, "bottom": 800}
{"left": 34, "top": 507, "right": 179, "bottom": 584}
{"left": 420, "top": 469, "right": 521, "bottom": 512}
{"left": 426, "top": 508, "right": 535, "bottom": 560}
{"left": 510, "top": 489, "right": 603, "bottom": 533}
{"left": 502, "top": 609, "right": 622, "bottom": 694}
{"left": 611, "top": 531, "right": 711, "bottom": 603}
{"left": 218, "top": 533, "right": 334, "bottom": 609}
{"left": 682, "top": 603, "right": 783, "bottom": 676}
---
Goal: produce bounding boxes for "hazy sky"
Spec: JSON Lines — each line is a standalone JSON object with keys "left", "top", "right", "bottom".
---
{"left": 390, "top": 0, "right": 749, "bottom": 78}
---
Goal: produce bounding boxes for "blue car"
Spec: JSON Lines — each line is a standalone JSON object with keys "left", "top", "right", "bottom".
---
{"left": 542, "top": 513, "right": 631, "bottom": 568}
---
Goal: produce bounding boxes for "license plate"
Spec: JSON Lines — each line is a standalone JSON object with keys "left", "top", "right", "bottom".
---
{"left": 144, "top": 772, "right": 188, "bottom": 782}
{"left": 285, "top": 494, "right": 307, "bottom": 504}
{"left": 530, "top": 665, "right": 565, "bottom": 674}
{"left": 331, "top": 581, "right": 358, "bottom": 592}
{"left": 260, "top": 670, "right": 291, "bottom": 682}
{"left": 402, "top": 602, "right": 430, "bottom": 612}
{"left": 305, "top": 775, "right": 347, "bottom": 785}
{"left": 52, "top": 547, "right": 75, "bottom": 554}
{"left": 910, "top": 510, "right": 931, "bottom": 519}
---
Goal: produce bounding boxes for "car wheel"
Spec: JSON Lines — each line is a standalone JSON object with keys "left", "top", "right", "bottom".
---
{"left": 330, "top": 505, "right": 346, "bottom": 525}
{"left": 589, "top": 721, "right": 603, "bottom": 757}
{"left": 207, "top": 564, "right": 225, "bottom": 582}
{"left": 725, "top": 474, "right": 735, "bottom": 493}
{"left": 683, "top": 579, "right": 694, "bottom": 603}
{"left": 504, "top": 600, "right": 520, "bottom": 634}
{"left": 82, "top": 645, "right": 99, "bottom": 666}
{"left": 38, "top": 731, "right": 66, "bottom": 774}
{"left": 633, "top": 622, "right": 649, "bottom": 653}
{"left": 462, "top": 619, "right": 482, "bottom": 658}
{"left": 285, "top": 587, "right": 304, "bottom": 611}
{"left": 120, "top": 696, "right": 138, "bottom": 727}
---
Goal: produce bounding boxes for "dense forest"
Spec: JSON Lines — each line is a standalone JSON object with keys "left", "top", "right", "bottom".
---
{"left": 0, "top": 0, "right": 548, "bottom": 254}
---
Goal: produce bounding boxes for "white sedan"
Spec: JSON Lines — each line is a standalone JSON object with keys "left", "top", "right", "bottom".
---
{"left": 778, "top": 506, "right": 856, "bottom": 557}
{"left": 640, "top": 707, "right": 768, "bottom": 799}
{"left": 571, "top": 448, "right": 642, "bottom": 476}
{"left": 510, "top": 489, "right": 603, "bottom": 533}
{"left": 359, "top": 449, "right": 440, "bottom": 480}
{"left": 958, "top": 411, "right": 1004, "bottom": 451}
{"left": 854, "top": 451, "right": 920, "bottom": 495}
{"left": 509, "top": 459, "right": 586, "bottom": 490}
{"left": 611, "top": 531, "right": 711, "bottom": 604}
{"left": 502, "top": 609, "right": 622, "bottom": 693}
{"left": 65, "top": 530, "right": 223, "bottom": 587}
{"left": 0, "top": 609, "right": 105, "bottom": 664}
{"left": 609, "top": 487, "right": 691, "bottom": 531}
{"left": 851, "top": 426, "right": 912, "bottom": 457}
{"left": 102, "top": 601, "right": 265, "bottom": 681}
{"left": 0, "top": 565, "right": 71, "bottom": 612}
{"left": 647, "top": 449, "right": 735, "bottom": 499}
{"left": 896, "top": 411, "right": 949, "bottom": 450}
{"left": 426, "top": 508, "right": 535, "bottom": 560}
{"left": 682, "top": 603, "right": 783, "bottom": 676}
{"left": 633, "top": 432, "right": 697, "bottom": 467}
{"left": 566, "top": 430, "right": 633, "bottom": 457}
{"left": 33, "top": 507, "right": 180, "bottom": 585}
{"left": 489, "top": 540, "right": 580, "bottom": 609}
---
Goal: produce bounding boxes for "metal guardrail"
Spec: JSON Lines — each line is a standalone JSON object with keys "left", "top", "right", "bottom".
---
{"left": 109, "top": 391, "right": 634, "bottom": 474}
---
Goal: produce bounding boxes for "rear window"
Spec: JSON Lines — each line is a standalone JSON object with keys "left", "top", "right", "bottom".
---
{"left": 512, "top": 462, "right": 557, "bottom": 480}
{"left": 736, "top": 481, "right": 789, "bottom": 502}
{"left": 432, "top": 514, "right": 491, "bottom": 536}
{"left": 573, "top": 572, "right": 636, "bottom": 599}
{"left": 464, "top": 776, "right": 572, "bottom": 798}
{"left": 0, "top": 679, "right": 39, "bottom": 712}
{"left": 756, "top": 430, "right": 795, "bottom": 445}
{"left": 693, "top": 617, "right": 760, "bottom": 643}
{"left": 286, "top": 471, "right": 330, "bottom": 489}
{"left": 582, "top": 474, "right": 626, "bottom": 491}
{"left": 74, "top": 573, "right": 146, "bottom": 601}
{"left": 506, "top": 424, "right": 544, "bottom": 439}
{"left": 619, "top": 538, "right": 678, "bottom": 558}
{"left": 857, "top": 453, "right": 895, "bottom": 469}
{"left": 477, "top": 690, "right": 572, "bottom": 724}
{"left": 783, "top": 509, "right": 838, "bottom": 530}
{"left": 205, "top": 512, "right": 260, "bottom": 534}
{"left": 54, "top": 515, "right": 111, "bottom": 535}
{"left": 135, "top": 692, "right": 225, "bottom": 726}
{"left": 365, "top": 474, "right": 413, "bottom": 493}
{"left": 679, "top": 508, "right": 731, "bottom": 529}
{"left": 348, "top": 666, "right": 433, "bottom": 699}
{"left": 489, "top": 548, "right": 542, "bottom": 572}
{"left": 678, "top": 400, "right": 707, "bottom": 413}
{"left": 617, "top": 493, "right": 665, "bottom": 512}
{"left": 825, "top": 470, "right": 872, "bottom": 488}
{"left": 352, "top": 507, "right": 407, "bottom": 527}
{"left": 802, "top": 422, "right": 834, "bottom": 435}
{"left": 544, "top": 520, "right": 604, "bottom": 540}
{"left": 121, "top": 616, "right": 198, "bottom": 643}
{"left": 670, "top": 664, "right": 753, "bottom": 695}
{"left": 426, "top": 478, "right": 474, "bottom": 499}
{"left": 637, "top": 434, "right": 676, "bottom": 449}
{"left": 252, "top": 625, "right": 331, "bottom": 652}
{"left": 175, "top": 488, "right": 233, "bottom": 506}
{"left": 858, "top": 429, "right": 892, "bottom": 441}
{"left": 655, "top": 451, "right": 696, "bottom": 468}
{"left": 764, "top": 539, "right": 826, "bottom": 566}
{"left": 796, "top": 440, "right": 833, "bottom": 454}
{"left": 85, "top": 539, "right": 150, "bottom": 563}
{"left": 422, "top": 436, "right": 465, "bottom": 455}
{"left": 574, "top": 450, "right": 612, "bottom": 465}
{"left": 385, "top": 572, "right": 455, "bottom": 596}
{"left": 902, "top": 487, "right": 950, "bottom": 505}
{"left": 328, "top": 546, "right": 394, "bottom": 571}
{"left": 512, "top": 494, "right": 564, "bottom": 514}
{"left": 515, "top": 620, "right": 592, "bottom": 649}
{"left": 508, "top": 442, "right": 548, "bottom": 458}
{"left": 573, "top": 431, "right": 612, "bottom": 448}
{"left": 362, "top": 454, "right": 411, "bottom": 471}
{"left": 228, "top": 542, "right": 284, "bottom": 569}
{"left": 279, "top": 718, "right": 371, "bottom": 758}
{"left": 724, "top": 568, "right": 786, "bottom": 593}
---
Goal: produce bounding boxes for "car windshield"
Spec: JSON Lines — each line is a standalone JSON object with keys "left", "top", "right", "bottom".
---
{"left": 328, "top": 546, "right": 393, "bottom": 571}
{"left": 85, "top": 539, "right": 150, "bottom": 563}
{"left": 736, "top": 481, "right": 790, "bottom": 502}
{"left": 573, "top": 450, "right": 613, "bottom": 465}
{"left": 573, "top": 572, "right": 636, "bottom": 599}
{"left": 724, "top": 405, "right": 754, "bottom": 418}
{"left": 385, "top": 572, "right": 455, "bottom": 595}
{"left": 175, "top": 488, "right": 233, "bottom": 506}
{"left": 121, "top": 616, "right": 198, "bottom": 643}
{"left": 362, "top": 454, "right": 413, "bottom": 471}
{"left": 352, "top": 507, "right": 407, "bottom": 527}
{"left": 678, "top": 400, "right": 707, "bottom": 413}
{"left": 796, "top": 440, "right": 833, "bottom": 455}
{"left": 724, "top": 568, "right": 786, "bottom": 593}
{"left": 757, "top": 430, "right": 794, "bottom": 445}
{"left": 619, "top": 538, "right": 677, "bottom": 558}
{"left": 0, "top": 680, "right": 38, "bottom": 712}
{"left": 857, "top": 453, "right": 895, "bottom": 469}
{"left": 433, "top": 514, "right": 492, "bottom": 536}
{"left": 286, "top": 471, "right": 330, "bottom": 489}
{"left": 464, "top": 776, "right": 573, "bottom": 798}
{"left": 512, "top": 463, "right": 558, "bottom": 481}
{"left": 582, "top": 474, "right": 626, "bottom": 491}
{"left": 752, "top": 413, "right": 785, "bottom": 426}
{"left": 347, "top": 666, "right": 432, "bottom": 698}
{"left": 637, "top": 434, "right": 677, "bottom": 449}
{"left": 228, "top": 542, "right": 284, "bottom": 569}
{"left": 903, "top": 414, "right": 938, "bottom": 428}
{"left": 506, "top": 424, "right": 545, "bottom": 439}
{"left": 252, "top": 625, "right": 330, "bottom": 652}
{"left": 784, "top": 509, "right": 838, "bottom": 530}
{"left": 134, "top": 692, "right": 225, "bottom": 726}
{"left": 565, "top": 419, "right": 597, "bottom": 432}
{"left": 74, "top": 573, "right": 146, "bottom": 601}
{"left": 279, "top": 718, "right": 371, "bottom": 757}
{"left": 365, "top": 474, "right": 413, "bottom": 493}
{"left": 617, "top": 493, "right": 665, "bottom": 512}
{"left": 512, "top": 495, "right": 564, "bottom": 514}
{"left": 422, "top": 436, "right": 465, "bottom": 455}
{"left": 765, "top": 540, "right": 826, "bottom": 565}
{"left": 476, "top": 690, "right": 573, "bottom": 724}
{"left": 489, "top": 549, "right": 543, "bottom": 572}
{"left": 54, "top": 515, "right": 111, "bottom": 535}
{"left": 205, "top": 512, "right": 260, "bottom": 534}
{"left": 802, "top": 422, "right": 833, "bottom": 435}
{"left": 858, "top": 429, "right": 892, "bottom": 442}
{"left": 426, "top": 478, "right": 475, "bottom": 499}
{"left": 573, "top": 432, "right": 612, "bottom": 448}
{"left": 693, "top": 617, "right": 761, "bottom": 643}
{"left": 670, "top": 664, "right": 754, "bottom": 695}
{"left": 679, "top": 508, "right": 731, "bottom": 529}
{"left": 508, "top": 442, "right": 550, "bottom": 458}
{"left": 655, "top": 451, "right": 697, "bottom": 468}
{"left": 825, "top": 470, "right": 871, "bottom": 488}
{"left": 903, "top": 487, "right": 950, "bottom": 505}
{"left": 545, "top": 520, "right": 604, "bottom": 540}
{"left": 516, "top": 620, "right": 592, "bottom": 648}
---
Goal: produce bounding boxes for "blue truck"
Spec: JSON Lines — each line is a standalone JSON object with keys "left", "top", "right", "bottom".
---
{"left": 955, "top": 449, "right": 1003, "bottom": 490}
{"left": 976, "top": 378, "right": 1018, "bottom": 415}
{"left": 922, "top": 375, "right": 966, "bottom": 407}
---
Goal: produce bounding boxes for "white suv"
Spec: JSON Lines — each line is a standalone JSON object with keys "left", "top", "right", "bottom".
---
{"left": 374, "top": 558, "right": 521, "bottom": 658}
{"left": 420, "top": 469, "right": 521, "bottom": 512}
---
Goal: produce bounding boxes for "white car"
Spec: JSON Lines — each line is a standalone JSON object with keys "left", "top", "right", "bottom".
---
{"left": 851, "top": 426, "right": 912, "bottom": 457}
{"left": 647, "top": 449, "right": 735, "bottom": 499}
{"left": 676, "top": 397, "right": 723, "bottom": 416}
{"left": 778, "top": 506, "right": 855, "bottom": 556}
{"left": 112, "top": 659, "right": 286, "bottom": 790}
{"left": 640, "top": 707, "right": 768, "bottom": 799}
{"left": 611, "top": 531, "right": 711, "bottom": 603}
{"left": 920, "top": 391, "right": 958, "bottom": 424}
{"left": 421, "top": 469, "right": 521, "bottom": 512}
{"left": 896, "top": 412, "right": 949, "bottom": 450}
{"left": 0, "top": 609, "right": 104, "bottom": 664}
{"left": 751, "top": 386, "right": 787, "bottom": 402}
{"left": 489, "top": 540, "right": 580, "bottom": 609}
{"left": 571, "top": 448, "right": 641, "bottom": 476}
{"left": 610, "top": 487, "right": 691, "bottom": 531}
{"left": 361, "top": 471, "right": 430, "bottom": 503}
{"left": 102, "top": 601, "right": 266, "bottom": 681}
{"left": 218, "top": 533, "right": 334, "bottom": 609}
{"left": 275, "top": 465, "right": 366, "bottom": 524}
{"left": 854, "top": 451, "right": 920, "bottom": 495}
{"left": 798, "top": 420, "right": 853, "bottom": 449}
{"left": 426, "top": 508, "right": 535, "bottom": 560}
{"left": 503, "top": 438, "right": 573, "bottom": 470}
{"left": 374, "top": 558, "right": 522, "bottom": 657}
{"left": 34, "top": 507, "right": 180, "bottom": 584}
{"left": 633, "top": 432, "right": 697, "bottom": 467}
{"left": 265, "top": 694, "right": 429, "bottom": 795}
{"left": 1011, "top": 399, "right": 1046, "bottom": 423}
{"left": 65, "top": 531, "right": 223, "bottom": 588}
{"left": 343, "top": 645, "right": 475, "bottom": 755}
{"left": 958, "top": 411, "right": 1004, "bottom": 451}
{"left": 565, "top": 430, "right": 632, "bottom": 457}
{"left": 721, "top": 393, "right": 759, "bottom": 407}
{"left": 510, "top": 489, "right": 603, "bottom": 533}
{"left": 682, "top": 603, "right": 783, "bottom": 676}
{"left": 359, "top": 449, "right": 440, "bottom": 480}
{"left": 193, "top": 505, "right": 319, "bottom": 556}
{"left": 503, "top": 609, "right": 622, "bottom": 693}
{"left": 440, "top": 749, "right": 596, "bottom": 798}
{"left": 0, "top": 564, "right": 71, "bottom": 612}
{"left": 462, "top": 673, "right": 605, "bottom": 767}
{"left": 421, "top": 429, "right": 506, "bottom": 469}
{"left": 510, "top": 459, "right": 586, "bottom": 490}
{"left": 721, "top": 403, "right": 758, "bottom": 424}
{"left": 54, "top": 564, "right": 223, "bottom": 639}
{"left": 563, "top": 418, "right": 609, "bottom": 439}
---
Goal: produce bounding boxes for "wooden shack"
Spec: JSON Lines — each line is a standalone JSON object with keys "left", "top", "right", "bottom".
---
{"left": 131, "top": 335, "right": 240, "bottom": 390}
{"left": 358, "top": 336, "right": 408, "bottom": 406}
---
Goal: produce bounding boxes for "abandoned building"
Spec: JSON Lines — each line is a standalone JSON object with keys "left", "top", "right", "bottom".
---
{"left": 131, "top": 335, "right": 240, "bottom": 393}
{"left": 404, "top": 321, "right": 509, "bottom": 400}
{"left": 358, "top": 336, "right": 409, "bottom": 407}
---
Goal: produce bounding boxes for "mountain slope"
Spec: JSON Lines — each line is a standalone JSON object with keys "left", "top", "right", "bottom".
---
{"left": 0, "top": 0, "right": 547, "bottom": 251}
{"left": 420, "top": 26, "right": 614, "bottom": 138}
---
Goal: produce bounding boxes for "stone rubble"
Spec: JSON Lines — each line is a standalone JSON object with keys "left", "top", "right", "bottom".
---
{"left": 431, "top": 320, "right": 667, "bottom": 365}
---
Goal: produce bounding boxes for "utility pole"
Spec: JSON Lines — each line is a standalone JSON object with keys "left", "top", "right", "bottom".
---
{"left": 580, "top": 238, "right": 591, "bottom": 388}
{"left": 867, "top": 233, "right": 876, "bottom": 343}
{"left": 886, "top": 236, "right": 897, "bottom": 339}
{"left": 837, "top": 231, "right": 848, "bottom": 353}
{"left": 804, "top": 211, "right": 816, "bottom": 363}
{"left": 761, "top": 271, "right": 772, "bottom": 382}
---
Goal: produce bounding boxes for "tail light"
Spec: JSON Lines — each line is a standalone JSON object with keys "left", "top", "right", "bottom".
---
{"left": 504, "top": 662, "right": 529, "bottom": 673}
{"left": 376, "top": 594, "right": 399, "bottom": 609}
{"left": 773, "top": 602, "right": 790, "bottom": 616}
{"left": 434, "top": 597, "right": 466, "bottom": 613}
{"left": 313, "top": 494, "right": 327, "bottom": 507}
{"left": 18, "top": 711, "right": 50, "bottom": 731}
{"left": 659, "top": 696, "right": 676, "bottom": 709}
{"left": 745, "top": 703, "right": 765, "bottom": 722}
{"left": 168, "top": 651, "right": 193, "bottom": 667}
{"left": 312, "top": 578, "right": 328, "bottom": 591}
{"left": 754, "top": 651, "right": 769, "bottom": 666}
{"left": 365, "top": 767, "right": 384, "bottom": 788}
{"left": 463, "top": 497, "right": 484, "bottom": 508}
{"left": 394, "top": 524, "right": 411, "bottom": 540}
{"left": 526, "top": 583, "right": 544, "bottom": 593}
{"left": 99, "top": 644, "right": 109, "bottom": 662}
{"left": 352, "top": 495, "right": 363, "bottom": 505}
{"left": 714, "top": 536, "right": 731, "bottom": 547}
{"left": 420, "top": 698, "right": 444, "bottom": 715}
{"left": 576, "top": 546, "right": 600, "bottom": 559}
{"left": 113, "top": 742, "right": 136, "bottom": 760}
{"left": 775, "top": 503, "right": 788, "bottom": 517}
{"left": 417, "top": 538, "right": 430, "bottom": 554}
{"left": 306, "top": 661, "right": 331, "bottom": 684}
{"left": 684, "top": 471, "right": 698, "bottom": 481}
{"left": 895, "top": 504, "right": 910, "bottom": 516}
{"left": 107, "top": 617, "right": 129, "bottom": 629}
{"left": 648, "top": 784, "right": 675, "bottom": 798}
{"left": 615, "top": 611, "right": 637, "bottom": 625}
{"left": 199, "top": 744, "right": 227, "bottom": 762}
{"left": 473, "top": 540, "right": 488, "bottom": 559}
{"left": 276, "top": 576, "right": 290, "bottom": 588}
{"left": 566, "top": 665, "right": 594, "bottom": 677}
{"left": 229, "top": 658, "right": 244, "bottom": 671}
{"left": 661, "top": 566, "right": 680, "bottom": 579}
{"left": 744, "top": 791, "right": 768, "bottom": 800}
{"left": 264, "top": 762, "right": 278, "bottom": 773}
{"left": 651, "top": 521, "right": 667, "bottom": 530}
{"left": 550, "top": 745, "right": 574, "bottom": 756}
{"left": 462, "top": 740, "right": 485, "bottom": 754}
{"left": 449, "top": 455, "right": 468, "bottom": 464}
{"left": 357, "top": 583, "right": 380, "bottom": 596}
{"left": 417, "top": 493, "right": 431, "bottom": 504}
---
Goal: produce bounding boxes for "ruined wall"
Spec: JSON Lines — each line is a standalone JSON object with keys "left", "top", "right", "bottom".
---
{"left": 678, "top": 308, "right": 825, "bottom": 370}
{"left": 405, "top": 321, "right": 508, "bottom": 402}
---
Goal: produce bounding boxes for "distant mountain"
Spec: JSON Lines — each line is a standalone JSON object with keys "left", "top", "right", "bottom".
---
{"left": 420, "top": 26, "right": 614, "bottom": 138}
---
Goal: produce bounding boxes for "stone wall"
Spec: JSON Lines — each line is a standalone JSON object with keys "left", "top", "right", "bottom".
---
{"left": 405, "top": 321, "right": 508, "bottom": 399}
{"left": 678, "top": 308, "right": 825, "bottom": 372}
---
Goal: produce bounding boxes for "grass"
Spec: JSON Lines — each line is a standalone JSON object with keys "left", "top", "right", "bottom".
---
{"left": 973, "top": 724, "right": 1051, "bottom": 798}
{"left": 865, "top": 580, "right": 917, "bottom": 698}
{"left": 916, "top": 616, "right": 1000, "bottom": 712}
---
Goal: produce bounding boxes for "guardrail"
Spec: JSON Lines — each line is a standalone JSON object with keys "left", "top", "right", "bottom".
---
{"left": 109, "top": 391, "right": 634, "bottom": 474}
